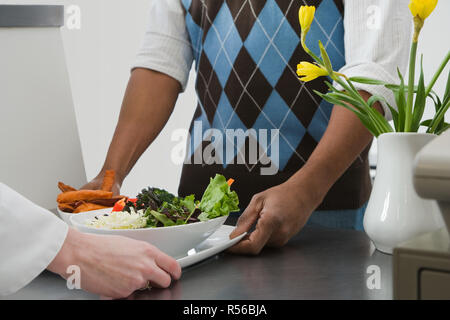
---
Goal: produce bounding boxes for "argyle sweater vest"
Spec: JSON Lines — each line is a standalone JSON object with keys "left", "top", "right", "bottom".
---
{"left": 178, "top": 0, "right": 372, "bottom": 211}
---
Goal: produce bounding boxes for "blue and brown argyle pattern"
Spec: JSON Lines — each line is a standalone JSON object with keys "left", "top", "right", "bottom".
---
{"left": 178, "top": 0, "right": 372, "bottom": 211}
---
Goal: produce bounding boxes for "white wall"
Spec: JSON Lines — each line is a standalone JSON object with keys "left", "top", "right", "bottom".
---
{"left": 2, "top": 0, "right": 197, "bottom": 196}
{"left": 58, "top": 0, "right": 197, "bottom": 196}
{"left": 4, "top": 0, "right": 449, "bottom": 196}
{"left": 416, "top": 0, "right": 450, "bottom": 121}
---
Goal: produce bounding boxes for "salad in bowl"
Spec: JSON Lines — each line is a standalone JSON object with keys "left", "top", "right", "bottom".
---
{"left": 70, "top": 174, "right": 240, "bottom": 258}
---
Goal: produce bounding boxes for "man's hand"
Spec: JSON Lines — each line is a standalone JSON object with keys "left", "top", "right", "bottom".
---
{"left": 48, "top": 228, "right": 181, "bottom": 299}
{"left": 228, "top": 178, "right": 321, "bottom": 255}
{"left": 81, "top": 170, "right": 122, "bottom": 195}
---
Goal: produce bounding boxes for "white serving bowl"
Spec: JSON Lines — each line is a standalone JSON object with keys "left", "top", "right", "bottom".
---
{"left": 56, "top": 207, "right": 75, "bottom": 226}
{"left": 70, "top": 209, "right": 228, "bottom": 258}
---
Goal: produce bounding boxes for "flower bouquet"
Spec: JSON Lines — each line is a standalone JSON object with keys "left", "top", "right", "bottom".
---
{"left": 297, "top": 1, "right": 449, "bottom": 136}
{"left": 296, "top": 0, "right": 449, "bottom": 253}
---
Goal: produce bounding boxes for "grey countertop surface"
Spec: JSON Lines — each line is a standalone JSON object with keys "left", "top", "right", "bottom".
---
{"left": 2, "top": 225, "right": 393, "bottom": 300}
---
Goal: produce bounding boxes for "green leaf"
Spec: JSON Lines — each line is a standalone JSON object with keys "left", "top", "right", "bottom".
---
{"left": 147, "top": 209, "right": 176, "bottom": 227}
{"left": 353, "top": 113, "right": 381, "bottom": 137}
{"left": 349, "top": 77, "right": 387, "bottom": 86}
{"left": 198, "top": 212, "right": 210, "bottom": 222}
{"left": 199, "top": 174, "right": 240, "bottom": 219}
{"left": 428, "top": 91, "right": 442, "bottom": 112}
{"left": 367, "top": 106, "right": 394, "bottom": 133}
{"left": 314, "top": 90, "right": 357, "bottom": 112}
{"left": 356, "top": 114, "right": 380, "bottom": 136}
{"left": 339, "top": 77, "right": 393, "bottom": 134}
{"left": 442, "top": 69, "right": 450, "bottom": 107}
{"left": 436, "top": 122, "right": 450, "bottom": 135}
{"left": 436, "top": 119, "right": 445, "bottom": 133}
{"left": 425, "top": 51, "right": 450, "bottom": 99}
{"left": 313, "top": 90, "right": 380, "bottom": 136}
{"left": 326, "top": 92, "right": 365, "bottom": 112}
{"left": 324, "top": 80, "right": 340, "bottom": 93}
{"left": 367, "top": 95, "right": 386, "bottom": 108}
{"left": 393, "top": 69, "right": 407, "bottom": 132}
{"left": 366, "top": 95, "right": 395, "bottom": 133}
{"left": 430, "top": 99, "right": 450, "bottom": 133}
{"left": 411, "top": 56, "right": 426, "bottom": 132}
{"left": 180, "top": 194, "right": 197, "bottom": 224}
{"left": 318, "top": 41, "right": 333, "bottom": 74}
{"left": 175, "top": 219, "right": 186, "bottom": 225}
{"left": 180, "top": 194, "right": 196, "bottom": 213}
{"left": 385, "top": 84, "right": 425, "bottom": 94}
{"left": 388, "top": 104, "right": 400, "bottom": 131}
{"left": 420, "top": 119, "right": 433, "bottom": 127}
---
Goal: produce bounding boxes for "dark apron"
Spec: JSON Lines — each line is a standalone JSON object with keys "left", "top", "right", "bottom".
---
{"left": 178, "top": 0, "right": 372, "bottom": 212}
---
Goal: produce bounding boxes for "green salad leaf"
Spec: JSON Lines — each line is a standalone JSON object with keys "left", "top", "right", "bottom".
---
{"left": 147, "top": 209, "right": 176, "bottom": 227}
{"left": 199, "top": 174, "right": 240, "bottom": 221}
{"left": 179, "top": 194, "right": 196, "bottom": 213}
{"left": 122, "top": 174, "right": 239, "bottom": 228}
{"left": 197, "top": 211, "right": 210, "bottom": 222}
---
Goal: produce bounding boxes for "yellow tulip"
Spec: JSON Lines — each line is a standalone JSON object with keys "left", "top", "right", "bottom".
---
{"left": 299, "top": 6, "right": 316, "bottom": 35}
{"left": 409, "top": 0, "right": 438, "bottom": 20}
{"left": 409, "top": 0, "right": 438, "bottom": 42}
{"left": 297, "top": 61, "right": 328, "bottom": 82}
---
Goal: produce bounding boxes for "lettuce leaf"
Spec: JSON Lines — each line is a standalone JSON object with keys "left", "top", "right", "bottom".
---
{"left": 199, "top": 174, "right": 239, "bottom": 220}
{"left": 180, "top": 194, "right": 196, "bottom": 213}
{"left": 147, "top": 209, "right": 176, "bottom": 227}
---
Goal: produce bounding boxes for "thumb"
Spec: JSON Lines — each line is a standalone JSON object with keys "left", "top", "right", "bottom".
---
{"left": 229, "top": 195, "right": 263, "bottom": 239}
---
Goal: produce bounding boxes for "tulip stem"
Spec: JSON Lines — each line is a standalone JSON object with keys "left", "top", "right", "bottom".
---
{"left": 405, "top": 41, "right": 418, "bottom": 132}
{"left": 301, "top": 38, "right": 322, "bottom": 65}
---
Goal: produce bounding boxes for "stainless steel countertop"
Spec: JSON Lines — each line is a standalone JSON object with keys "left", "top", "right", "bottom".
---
{"left": 0, "top": 5, "right": 64, "bottom": 27}
{"left": 2, "top": 225, "right": 392, "bottom": 300}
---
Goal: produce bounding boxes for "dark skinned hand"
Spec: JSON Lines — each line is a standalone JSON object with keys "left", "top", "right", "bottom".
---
{"left": 228, "top": 178, "right": 321, "bottom": 255}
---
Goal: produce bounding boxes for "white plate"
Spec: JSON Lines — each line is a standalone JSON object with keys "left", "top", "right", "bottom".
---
{"left": 177, "top": 225, "right": 246, "bottom": 268}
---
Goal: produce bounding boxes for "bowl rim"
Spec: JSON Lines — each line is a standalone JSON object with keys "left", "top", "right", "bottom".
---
{"left": 69, "top": 209, "right": 228, "bottom": 232}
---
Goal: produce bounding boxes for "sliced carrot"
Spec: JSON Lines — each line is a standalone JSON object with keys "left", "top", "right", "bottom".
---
{"left": 227, "top": 178, "right": 235, "bottom": 186}
{"left": 57, "top": 190, "right": 113, "bottom": 203}
{"left": 58, "top": 182, "right": 77, "bottom": 193}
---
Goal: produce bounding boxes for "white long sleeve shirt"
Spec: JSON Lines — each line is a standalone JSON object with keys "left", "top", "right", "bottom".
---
{"left": 0, "top": 183, "right": 68, "bottom": 296}
{"left": 133, "top": 0, "right": 412, "bottom": 120}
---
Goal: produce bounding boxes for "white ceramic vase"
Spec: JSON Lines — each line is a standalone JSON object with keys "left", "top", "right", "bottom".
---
{"left": 363, "top": 133, "right": 444, "bottom": 254}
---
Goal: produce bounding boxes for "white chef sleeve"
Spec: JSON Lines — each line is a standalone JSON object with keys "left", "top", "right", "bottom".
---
{"left": 0, "top": 183, "right": 68, "bottom": 296}
{"left": 132, "top": 0, "right": 193, "bottom": 91}
{"left": 335, "top": 0, "right": 412, "bottom": 120}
